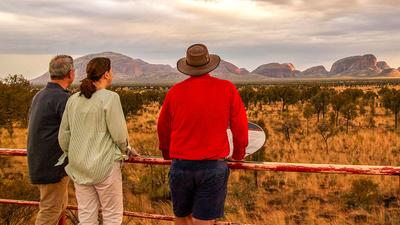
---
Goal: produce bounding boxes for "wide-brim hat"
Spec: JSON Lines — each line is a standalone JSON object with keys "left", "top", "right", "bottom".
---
{"left": 177, "top": 43, "right": 220, "bottom": 76}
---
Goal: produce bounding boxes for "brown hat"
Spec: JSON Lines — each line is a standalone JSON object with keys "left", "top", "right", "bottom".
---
{"left": 177, "top": 44, "right": 220, "bottom": 76}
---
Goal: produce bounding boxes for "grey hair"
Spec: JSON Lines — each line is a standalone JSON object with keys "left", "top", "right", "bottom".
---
{"left": 49, "top": 55, "right": 74, "bottom": 80}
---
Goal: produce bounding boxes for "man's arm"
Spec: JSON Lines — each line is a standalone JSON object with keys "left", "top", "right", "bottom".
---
{"left": 58, "top": 99, "right": 70, "bottom": 153}
{"left": 229, "top": 85, "right": 248, "bottom": 161}
{"left": 157, "top": 92, "right": 172, "bottom": 160}
{"left": 56, "top": 93, "right": 69, "bottom": 120}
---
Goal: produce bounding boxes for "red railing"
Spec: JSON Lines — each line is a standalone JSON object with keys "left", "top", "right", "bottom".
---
{"left": 0, "top": 199, "right": 175, "bottom": 221}
{"left": 2, "top": 148, "right": 400, "bottom": 175}
{"left": 1, "top": 148, "right": 400, "bottom": 225}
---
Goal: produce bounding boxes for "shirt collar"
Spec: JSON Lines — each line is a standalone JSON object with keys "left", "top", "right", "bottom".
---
{"left": 46, "top": 82, "right": 69, "bottom": 93}
{"left": 190, "top": 73, "right": 211, "bottom": 78}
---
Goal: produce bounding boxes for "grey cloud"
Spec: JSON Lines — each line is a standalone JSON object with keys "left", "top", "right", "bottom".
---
{"left": 0, "top": 0, "right": 399, "bottom": 71}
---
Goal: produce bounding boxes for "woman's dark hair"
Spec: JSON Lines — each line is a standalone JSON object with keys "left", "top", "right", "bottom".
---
{"left": 79, "top": 57, "right": 111, "bottom": 99}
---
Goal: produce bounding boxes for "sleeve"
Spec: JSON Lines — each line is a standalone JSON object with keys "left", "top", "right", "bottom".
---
{"left": 58, "top": 99, "right": 71, "bottom": 153}
{"left": 229, "top": 84, "right": 249, "bottom": 160}
{"left": 105, "top": 93, "right": 129, "bottom": 153}
{"left": 56, "top": 93, "right": 69, "bottom": 120}
{"left": 157, "top": 91, "right": 172, "bottom": 160}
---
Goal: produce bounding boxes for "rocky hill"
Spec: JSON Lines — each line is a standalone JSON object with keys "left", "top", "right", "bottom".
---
{"left": 329, "top": 54, "right": 381, "bottom": 76}
{"left": 251, "top": 63, "right": 300, "bottom": 78}
{"left": 30, "top": 52, "right": 268, "bottom": 85}
{"left": 30, "top": 52, "right": 400, "bottom": 85}
{"left": 31, "top": 52, "right": 185, "bottom": 85}
{"left": 300, "top": 65, "right": 328, "bottom": 77}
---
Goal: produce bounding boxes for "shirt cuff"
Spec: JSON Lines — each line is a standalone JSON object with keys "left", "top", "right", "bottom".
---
{"left": 232, "top": 148, "right": 245, "bottom": 160}
{"left": 55, "top": 153, "right": 67, "bottom": 166}
{"left": 160, "top": 148, "right": 171, "bottom": 160}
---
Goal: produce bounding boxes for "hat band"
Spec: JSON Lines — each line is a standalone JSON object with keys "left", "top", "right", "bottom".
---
{"left": 186, "top": 57, "right": 210, "bottom": 67}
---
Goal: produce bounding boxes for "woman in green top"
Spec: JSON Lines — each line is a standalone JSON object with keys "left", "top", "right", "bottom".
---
{"left": 58, "top": 57, "right": 138, "bottom": 225}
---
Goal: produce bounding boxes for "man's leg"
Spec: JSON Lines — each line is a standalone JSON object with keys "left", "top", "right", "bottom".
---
{"left": 169, "top": 160, "right": 195, "bottom": 225}
{"left": 192, "top": 161, "right": 229, "bottom": 224}
{"left": 58, "top": 177, "right": 70, "bottom": 225}
{"left": 176, "top": 215, "right": 215, "bottom": 225}
{"left": 175, "top": 215, "right": 193, "bottom": 225}
{"left": 74, "top": 182, "right": 101, "bottom": 225}
{"left": 36, "top": 176, "right": 69, "bottom": 225}
{"left": 95, "top": 162, "right": 123, "bottom": 225}
{"left": 58, "top": 212, "right": 66, "bottom": 225}
{"left": 192, "top": 217, "right": 215, "bottom": 225}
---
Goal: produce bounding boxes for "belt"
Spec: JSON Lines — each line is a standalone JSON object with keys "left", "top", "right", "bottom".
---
{"left": 173, "top": 158, "right": 226, "bottom": 162}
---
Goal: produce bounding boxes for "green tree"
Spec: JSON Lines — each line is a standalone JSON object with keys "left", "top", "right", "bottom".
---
{"left": 303, "top": 103, "right": 314, "bottom": 135}
{"left": 341, "top": 88, "right": 364, "bottom": 103}
{"left": 363, "top": 90, "right": 377, "bottom": 116}
{"left": 310, "top": 89, "right": 332, "bottom": 122}
{"left": 379, "top": 88, "right": 400, "bottom": 129}
{"left": 239, "top": 86, "right": 256, "bottom": 108}
{"left": 340, "top": 102, "right": 358, "bottom": 133}
{"left": 299, "top": 86, "right": 320, "bottom": 104}
{"left": 0, "top": 75, "right": 35, "bottom": 138}
{"left": 271, "top": 86, "right": 299, "bottom": 112}
{"left": 115, "top": 90, "right": 144, "bottom": 118}
{"left": 281, "top": 112, "right": 301, "bottom": 141}
{"left": 330, "top": 92, "right": 347, "bottom": 126}
{"left": 317, "top": 121, "right": 337, "bottom": 152}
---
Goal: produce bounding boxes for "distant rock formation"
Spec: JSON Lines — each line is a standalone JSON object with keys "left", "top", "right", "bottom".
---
{"left": 239, "top": 68, "right": 250, "bottom": 75}
{"left": 329, "top": 54, "right": 381, "bottom": 76}
{"left": 31, "top": 52, "right": 184, "bottom": 85}
{"left": 210, "top": 59, "right": 267, "bottom": 81}
{"left": 377, "top": 61, "right": 391, "bottom": 70}
{"left": 213, "top": 60, "right": 249, "bottom": 76}
{"left": 300, "top": 65, "right": 328, "bottom": 77}
{"left": 30, "top": 52, "right": 400, "bottom": 84}
{"left": 380, "top": 68, "right": 400, "bottom": 77}
{"left": 30, "top": 52, "right": 268, "bottom": 85}
{"left": 252, "top": 63, "right": 297, "bottom": 78}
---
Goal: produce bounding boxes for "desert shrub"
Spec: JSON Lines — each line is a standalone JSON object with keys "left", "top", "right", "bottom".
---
{"left": 230, "top": 174, "right": 257, "bottom": 215}
{"left": 279, "top": 112, "right": 301, "bottom": 141}
{"left": 0, "top": 174, "right": 38, "bottom": 225}
{"left": 135, "top": 166, "right": 170, "bottom": 202}
{"left": 116, "top": 90, "right": 144, "bottom": 117}
{"left": 342, "top": 178, "right": 381, "bottom": 211}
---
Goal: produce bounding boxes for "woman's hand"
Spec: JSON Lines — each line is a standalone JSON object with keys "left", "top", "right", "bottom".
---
{"left": 127, "top": 146, "right": 140, "bottom": 158}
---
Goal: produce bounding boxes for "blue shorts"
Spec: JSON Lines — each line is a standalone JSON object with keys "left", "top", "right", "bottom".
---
{"left": 169, "top": 159, "right": 230, "bottom": 220}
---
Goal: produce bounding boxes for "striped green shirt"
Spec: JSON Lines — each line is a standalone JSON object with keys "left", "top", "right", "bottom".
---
{"left": 58, "top": 89, "right": 128, "bottom": 185}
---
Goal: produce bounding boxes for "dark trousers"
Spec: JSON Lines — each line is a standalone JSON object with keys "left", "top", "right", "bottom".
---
{"left": 169, "top": 159, "right": 230, "bottom": 220}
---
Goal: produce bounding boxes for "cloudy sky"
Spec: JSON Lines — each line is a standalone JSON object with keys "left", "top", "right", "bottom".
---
{"left": 0, "top": 0, "right": 399, "bottom": 79}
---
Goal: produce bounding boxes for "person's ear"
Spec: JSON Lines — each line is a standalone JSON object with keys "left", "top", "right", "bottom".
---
{"left": 67, "top": 69, "right": 75, "bottom": 84}
{"left": 104, "top": 71, "right": 111, "bottom": 80}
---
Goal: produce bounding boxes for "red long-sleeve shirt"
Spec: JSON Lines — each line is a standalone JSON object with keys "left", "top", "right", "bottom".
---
{"left": 157, "top": 74, "right": 248, "bottom": 160}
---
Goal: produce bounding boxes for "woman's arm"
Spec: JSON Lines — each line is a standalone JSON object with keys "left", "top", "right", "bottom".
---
{"left": 105, "top": 93, "right": 129, "bottom": 154}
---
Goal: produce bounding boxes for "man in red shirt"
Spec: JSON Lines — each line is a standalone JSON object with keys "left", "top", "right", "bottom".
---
{"left": 157, "top": 43, "right": 248, "bottom": 225}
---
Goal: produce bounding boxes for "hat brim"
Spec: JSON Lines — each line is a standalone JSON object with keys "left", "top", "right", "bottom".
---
{"left": 177, "top": 54, "right": 220, "bottom": 76}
